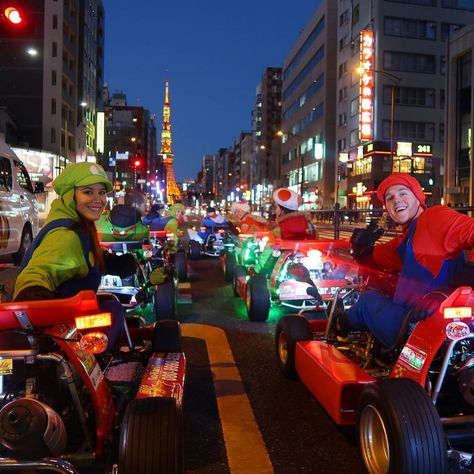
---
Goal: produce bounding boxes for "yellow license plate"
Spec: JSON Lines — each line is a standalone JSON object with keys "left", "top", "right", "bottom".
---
{"left": 0, "top": 359, "right": 13, "bottom": 375}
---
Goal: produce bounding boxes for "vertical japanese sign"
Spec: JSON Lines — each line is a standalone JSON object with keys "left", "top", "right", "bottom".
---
{"left": 359, "top": 30, "right": 374, "bottom": 142}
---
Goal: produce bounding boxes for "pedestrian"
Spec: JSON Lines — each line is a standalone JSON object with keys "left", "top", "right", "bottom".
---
{"left": 13, "top": 162, "right": 137, "bottom": 351}
{"left": 335, "top": 172, "right": 474, "bottom": 348}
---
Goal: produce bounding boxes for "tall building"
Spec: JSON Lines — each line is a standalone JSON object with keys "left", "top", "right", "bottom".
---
{"left": 336, "top": 0, "right": 474, "bottom": 209}
{"left": 445, "top": 23, "right": 474, "bottom": 206}
{"left": 280, "top": 0, "right": 338, "bottom": 208}
{"left": 0, "top": 0, "right": 105, "bottom": 173}
{"left": 103, "top": 91, "right": 156, "bottom": 190}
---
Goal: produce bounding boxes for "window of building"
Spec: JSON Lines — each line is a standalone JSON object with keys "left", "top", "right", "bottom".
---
{"left": 51, "top": 128, "right": 56, "bottom": 144}
{"left": 439, "top": 123, "right": 445, "bottom": 142}
{"left": 441, "top": 22, "right": 465, "bottom": 41}
{"left": 337, "top": 138, "right": 346, "bottom": 152}
{"left": 383, "top": 120, "right": 435, "bottom": 141}
{"left": 352, "top": 4, "right": 360, "bottom": 25}
{"left": 440, "top": 56, "right": 446, "bottom": 75}
{"left": 350, "top": 128, "right": 359, "bottom": 147}
{"left": 51, "top": 70, "right": 56, "bottom": 86}
{"left": 350, "top": 97, "right": 359, "bottom": 116}
{"left": 338, "top": 113, "right": 347, "bottom": 127}
{"left": 339, "top": 35, "right": 348, "bottom": 51}
{"left": 441, "top": 0, "right": 474, "bottom": 10}
{"left": 52, "top": 14, "right": 57, "bottom": 29}
{"left": 440, "top": 89, "right": 445, "bottom": 109}
{"left": 51, "top": 99, "right": 56, "bottom": 114}
{"left": 383, "top": 86, "right": 435, "bottom": 107}
{"left": 384, "top": 17, "right": 436, "bottom": 40}
{"left": 52, "top": 42, "right": 57, "bottom": 57}
{"left": 339, "top": 9, "right": 349, "bottom": 26}
{"left": 384, "top": 51, "right": 436, "bottom": 74}
{"left": 338, "top": 87, "right": 347, "bottom": 102}
{"left": 338, "top": 61, "right": 347, "bottom": 78}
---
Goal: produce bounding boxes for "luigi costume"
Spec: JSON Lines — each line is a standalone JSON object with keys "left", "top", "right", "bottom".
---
{"left": 13, "top": 162, "right": 136, "bottom": 350}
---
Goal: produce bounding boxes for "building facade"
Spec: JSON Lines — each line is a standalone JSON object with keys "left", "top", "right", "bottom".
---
{"left": 445, "top": 22, "right": 474, "bottom": 206}
{"left": 336, "top": 0, "right": 474, "bottom": 209}
{"left": 280, "top": 0, "right": 338, "bottom": 209}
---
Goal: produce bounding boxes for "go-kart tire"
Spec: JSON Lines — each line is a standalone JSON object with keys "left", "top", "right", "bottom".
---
{"left": 153, "top": 320, "right": 182, "bottom": 353}
{"left": 275, "top": 316, "right": 312, "bottom": 379}
{"left": 189, "top": 240, "right": 201, "bottom": 260}
{"left": 154, "top": 281, "right": 176, "bottom": 321}
{"left": 223, "top": 252, "right": 236, "bottom": 282}
{"left": 13, "top": 226, "right": 32, "bottom": 266}
{"left": 118, "top": 397, "right": 183, "bottom": 474}
{"left": 233, "top": 265, "right": 247, "bottom": 297}
{"left": 357, "top": 378, "right": 447, "bottom": 474}
{"left": 174, "top": 251, "right": 188, "bottom": 282}
{"left": 246, "top": 274, "right": 270, "bottom": 322}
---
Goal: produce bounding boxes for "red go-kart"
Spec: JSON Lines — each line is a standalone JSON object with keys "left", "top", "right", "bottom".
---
{"left": 0, "top": 290, "right": 185, "bottom": 473}
{"left": 233, "top": 239, "right": 360, "bottom": 322}
{"left": 276, "top": 266, "right": 474, "bottom": 473}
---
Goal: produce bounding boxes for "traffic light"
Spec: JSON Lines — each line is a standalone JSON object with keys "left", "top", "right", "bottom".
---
{"left": 1, "top": 3, "right": 33, "bottom": 35}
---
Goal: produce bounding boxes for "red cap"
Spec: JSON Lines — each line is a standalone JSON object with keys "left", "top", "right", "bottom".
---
{"left": 376, "top": 173, "right": 426, "bottom": 208}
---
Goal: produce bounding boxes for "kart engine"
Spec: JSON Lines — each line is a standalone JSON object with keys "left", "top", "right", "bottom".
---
{"left": 0, "top": 398, "right": 66, "bottom": 458}
{"left": 456, "top": 355, "right": 474, "bottom": 406}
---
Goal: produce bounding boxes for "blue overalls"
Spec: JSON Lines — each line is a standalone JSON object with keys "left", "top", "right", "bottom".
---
{"left": 20, "top": 218, "right": 124, "bottom": 351}
{"left": 147, "top": 215, "right": 172, "bottom": 232}
{"left": 347, "top": 219, "right": 466, "bottom": 347}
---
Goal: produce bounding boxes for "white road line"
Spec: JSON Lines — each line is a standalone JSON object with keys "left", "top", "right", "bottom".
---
{"left": 182, "top": 324, "right": 274, "bottom": 473}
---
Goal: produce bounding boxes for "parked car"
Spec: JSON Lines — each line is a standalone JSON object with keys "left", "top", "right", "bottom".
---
{"left": 0, "top": 135, "right": 44, "bottom": 264}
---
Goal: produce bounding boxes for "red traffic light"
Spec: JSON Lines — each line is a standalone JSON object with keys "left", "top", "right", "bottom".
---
{"left": 133, "top": 159, "right": 143, "bottom": 168}
{"left": 4, "top": 6, "right": 22, "bottom": 24}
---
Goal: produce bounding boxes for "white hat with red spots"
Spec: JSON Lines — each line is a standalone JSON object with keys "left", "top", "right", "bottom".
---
{"left": 273, "top": 188, "right": 302, "bottom": 211}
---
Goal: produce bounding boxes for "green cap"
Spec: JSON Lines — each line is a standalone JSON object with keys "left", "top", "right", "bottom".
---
{"left": 53, "top": 162, "right": 113, "bottom": 197}
{"left": 168, "top": 203, "right": 184, "bottom": 216}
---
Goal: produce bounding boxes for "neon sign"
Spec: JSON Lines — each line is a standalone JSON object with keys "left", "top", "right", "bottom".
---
{"left": 359, "top": 30, "right": 374, "bottom": 142}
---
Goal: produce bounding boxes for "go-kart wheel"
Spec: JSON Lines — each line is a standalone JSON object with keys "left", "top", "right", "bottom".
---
{"left": 233, "top": 265, "right": 247, "bottom": 297}
{"left": 13, "top": 226, "right": 32, "bottom": 266}
{"left": 153, "top": 320, "right": 182, "bottom": 353}
{"left": 246, "top": 274, "right": 270, "bottom": 322}
{"left": 153, "top": 281, "right": 176, "bottom": 320}
{"left": 174, "top": 251, "right": 188, "bottom": 282}
{"left": 223, "top": 252, "right": 236, "bottom": 282}
{"left": 357, "top": 378, "right": 447, "bottom": 474}
{"left": 189, "top": 240, "right": 201, "bottom": 260}
{"left": 275, "top": 316, "right": 312, "bottom": 379}
{"left": 118, "top": 397, "right": 183, "bottom": 474}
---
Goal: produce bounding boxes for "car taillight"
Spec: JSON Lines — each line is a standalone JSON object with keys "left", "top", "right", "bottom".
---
{"left": 75, "top": 312, "right": 112, "bottom": 329}
{"left": 200, "top": 226, "right": 206, "bottom": 232}
{"left": 79, "top": 332, "right": 109, "bottom": 354}
{"left": 443, "top": 307, "right": 473, "bottom": 320}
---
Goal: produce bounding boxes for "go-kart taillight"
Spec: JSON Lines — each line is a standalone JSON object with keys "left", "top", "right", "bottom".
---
{"left": 166, "top": 232, "right": 174, "bottom": 240}
{"left": 79, "top": 331, "right": 109, "bottom": 354}
{"left": 75, "top": 312, "right": 112, "bottom": 329}
{"left": 200, "top": 226, "right": 206, "bottom": 232}
{"left": 443, "top": 307, "right": 473, "bottom": 320}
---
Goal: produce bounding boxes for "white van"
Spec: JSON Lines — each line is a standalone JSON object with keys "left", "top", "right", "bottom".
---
{"left": 0, "top": 136, "right": 43, "bottom": 265}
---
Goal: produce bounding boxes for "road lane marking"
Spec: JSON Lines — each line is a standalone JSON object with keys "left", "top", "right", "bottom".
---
{"left": 182, "top": 323, "right": 273, "bottom": 473}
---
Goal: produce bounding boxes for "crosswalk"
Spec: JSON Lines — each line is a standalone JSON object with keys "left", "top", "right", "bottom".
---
{"left": 177, "top": 281, "right": 192, "bottom": 304}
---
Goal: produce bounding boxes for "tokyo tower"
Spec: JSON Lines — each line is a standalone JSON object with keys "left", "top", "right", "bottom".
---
{"left": 159, "top": 80, "right": 181, "bottom": 203}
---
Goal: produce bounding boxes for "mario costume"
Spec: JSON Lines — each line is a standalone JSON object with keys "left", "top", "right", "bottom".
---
{"left": 230, "top": 201, "right": 268, "bottom": 233}
{"left": 198, "top": 207, "right": 229, "bottom": 239}
{"left": 147, "top": 203, "right": 185, "bottom": 253}
{"left": 345, "top": 173, "right": 474, "bottom": 347}
{"left": 272, "top": 188, "right": 316, "bottom": 240}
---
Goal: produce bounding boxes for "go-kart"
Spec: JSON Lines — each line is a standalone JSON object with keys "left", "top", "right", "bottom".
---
{"left": 149, "top": 229, "right": 188, "bottom": 283}
{"left": 0, "top": 290, "right": 185, "bottom": 473}
{"left": 187, "top": 225, "right": 235, "bottom": 259}
{"left": 233, "top": 239, "right": 359, "bottom": 322}
{"left": 99, "top": 240, "right": 177, "bottom": 322}
{"left": 275, "top": 268, "right": 474, "bottom": 473}
{"left": 219, "top": 231, "right": 270, "bottom": 282}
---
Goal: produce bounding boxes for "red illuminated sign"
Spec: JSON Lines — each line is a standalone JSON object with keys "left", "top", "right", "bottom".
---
{"left": 359, "top": 30, "right": 374, "bottom": 142}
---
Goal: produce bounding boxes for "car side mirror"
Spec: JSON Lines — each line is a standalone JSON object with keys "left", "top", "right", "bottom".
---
{"left": 34, "top": 181, "right": 45, "bottom": 193}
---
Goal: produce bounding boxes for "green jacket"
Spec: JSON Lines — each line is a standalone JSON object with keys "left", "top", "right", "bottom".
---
{"left": 14, "top": 191, "right": 94, "bottom": 300}
{"left": 96, "top": 208, "right": 150, "bottom": 242}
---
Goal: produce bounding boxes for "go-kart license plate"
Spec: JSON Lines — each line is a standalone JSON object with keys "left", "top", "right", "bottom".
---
{"left": 0, "top": 358, "right": 13, "bottom": 375}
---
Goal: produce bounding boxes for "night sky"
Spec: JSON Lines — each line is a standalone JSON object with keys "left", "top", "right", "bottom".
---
{"left": 102, "top": 1, "right": 320, "bottom": 181}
